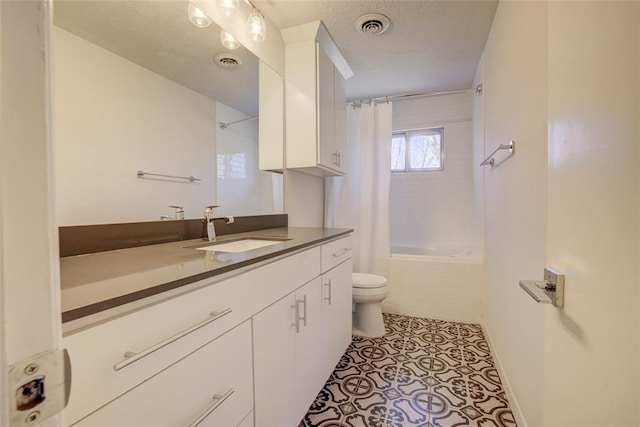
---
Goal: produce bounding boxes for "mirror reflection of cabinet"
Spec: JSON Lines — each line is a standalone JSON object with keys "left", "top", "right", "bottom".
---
{"left": 258, "top": 62, "right": 284, "bottom": 172}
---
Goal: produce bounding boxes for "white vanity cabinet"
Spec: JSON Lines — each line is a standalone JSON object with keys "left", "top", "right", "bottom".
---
{"left": 253, "top": 277, "right": 324, "bottom": 427}
{"left": 284, "top": 34, "right": 348, "bottom": 177}
{"left": 63, "top": 247, "right": 320, "bottom": 425}
{"left": 320, "top": 236, "right": 353, "bottom": 379}
{"left": 253, "top": 235, "right": 353, "bottom": 426}
{"left": 63, "top": 233, "right": 353, "bottom": 427}
{"left": 73, "top": 321, "right": 253, "bottom": 427}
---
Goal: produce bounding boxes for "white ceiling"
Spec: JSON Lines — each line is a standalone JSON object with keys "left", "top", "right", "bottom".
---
{"left": 257, "top": 0, "right": 498, "bottom": 101}
{"left": 53, "top": 1, "right": 498, "bottom": 114}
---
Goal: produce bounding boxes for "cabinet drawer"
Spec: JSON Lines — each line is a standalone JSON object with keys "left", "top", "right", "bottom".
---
{"left": 321, "top": 235, "right": 353, "bottom": 273}
{"left": 64, "top": 247, "right": 320, "bottom": 425}
{"left": 73, "top": 321, "right": 253, "bottom": 427}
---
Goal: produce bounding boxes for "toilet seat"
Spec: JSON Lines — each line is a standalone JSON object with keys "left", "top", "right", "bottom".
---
{"left": 352, "top": 273, "right": 387, "bottom": 289}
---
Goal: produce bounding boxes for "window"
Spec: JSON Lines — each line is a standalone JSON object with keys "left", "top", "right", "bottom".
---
{"left": 391, "top": 128, "right": 444, "bottom": 172}
{"left": 217, "top": 153, "right": 247, "bottom": 180}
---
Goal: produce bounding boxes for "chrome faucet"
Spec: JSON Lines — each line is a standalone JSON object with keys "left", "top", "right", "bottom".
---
{"left": 161, "top": 205, "right": 184, "bottom": 220}
{"left": 204, "top": 206, "right": 234, "bottom": 241}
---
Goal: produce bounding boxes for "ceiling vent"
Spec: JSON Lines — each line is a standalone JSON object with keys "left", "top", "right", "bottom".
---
{"left": 214, "top": 53, "right": 242, "bottom": 70}
{"left": 355, "top": 13, "right": 391, "bottom": 36}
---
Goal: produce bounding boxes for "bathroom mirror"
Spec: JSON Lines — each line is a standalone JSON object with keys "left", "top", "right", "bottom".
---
{"left": 53, "top": 0, "right": 283, "bottom": 226}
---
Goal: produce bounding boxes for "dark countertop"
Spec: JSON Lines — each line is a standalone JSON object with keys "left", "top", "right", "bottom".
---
{"left": 60, "top": 227, "right": 352, "bottom": 323}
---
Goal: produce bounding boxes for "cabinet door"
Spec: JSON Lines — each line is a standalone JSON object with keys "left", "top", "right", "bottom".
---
{"left": 74, "top": 321, "right": 253, "bottom": 427}
{"left": 294, "top": 277, "right": 323, "bottom": 422}
{"left": 253, "top": 293, "right": 297, "bottom": 427}
{"left": 317, "top": 45, "right": 337, "bottom": 170}
{"left": 321, "top": 259, "right": 353, "bottom": 379}
{"left": 333, "top": 67, "right": 347, "bottom": 173}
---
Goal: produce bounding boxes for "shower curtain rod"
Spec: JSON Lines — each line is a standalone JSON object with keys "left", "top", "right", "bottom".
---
{"left": 348, "top": 88, "right": 475, "bottom": 107}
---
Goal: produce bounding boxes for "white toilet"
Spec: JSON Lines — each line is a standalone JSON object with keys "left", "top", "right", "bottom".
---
{"left": 352, "top": 273, "right": 389, "bottom": 337}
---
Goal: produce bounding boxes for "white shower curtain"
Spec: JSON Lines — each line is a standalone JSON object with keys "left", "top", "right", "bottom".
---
{"left": 325, "top": 102, "right": 392, "bottom": 276}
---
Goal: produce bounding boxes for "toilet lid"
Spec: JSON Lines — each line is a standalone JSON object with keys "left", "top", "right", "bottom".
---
{"left": 353, "top": 273, "right": 387, "bottom": 289}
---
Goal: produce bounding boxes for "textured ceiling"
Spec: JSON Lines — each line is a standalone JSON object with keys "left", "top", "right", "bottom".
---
{"left": 53, "top": 1, "right": 498, "bottom": 113}
{"left": 53, "top": 0, "right": 259, "bottom": 116}
{"left": 256, "top": 0, "right": 498, "bottom": 101}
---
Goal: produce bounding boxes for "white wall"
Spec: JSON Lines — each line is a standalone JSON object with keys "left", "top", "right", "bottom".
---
{"left": 482, "top": 1, "right": 640, "bottom": 426}
{"left": 215, "top": 102, "right": 283, "bottom": 217}
{"left": 54, "top": 27, "right": 217, "bottom": 225}
{"left": 284, "top": 170, "right": 324, "bottom": 227}
{"left": 545, "top": 2, "right": 639, "bottom": 425}
{"left": 482, "top": 2, "right": 548, "bottom": 425}
{"left": 390, "top": 93, "right": 476, "bottom": 250}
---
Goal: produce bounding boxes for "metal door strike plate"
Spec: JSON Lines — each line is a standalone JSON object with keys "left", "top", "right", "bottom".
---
{"left": 519, "top": 267, "right": 565, "bottom": 308}
{"left": 9, "top": 349, "right": 71, "bottom": 426}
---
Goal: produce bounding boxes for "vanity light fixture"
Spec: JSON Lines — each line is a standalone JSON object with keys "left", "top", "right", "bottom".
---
{"left": 246, "top": 6, "right": 266, "bottom": 43}
{"left": 218, "top": 0, "right": 239, "bottom": 18}
{"left": 187, "top": 3, "right": 212, "bottom": 28}
{"left": 220, "top": 30, "right": 240, "bottom": 50}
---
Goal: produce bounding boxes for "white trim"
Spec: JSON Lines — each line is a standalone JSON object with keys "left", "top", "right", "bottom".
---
{"left": 481, "top": 317, "right": 528, "bottom": 427}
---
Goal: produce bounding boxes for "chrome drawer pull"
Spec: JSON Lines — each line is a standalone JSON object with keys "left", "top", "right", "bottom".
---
{"left": 113, "top": 308, "right": 232, "bottom": 371}
{"left": 324, "top": 279, "right": 332, "bottom": 305}
{"left": 186, "top": 388, "right": 234, "bottom": 427}
{"left": 295, "top": 294, "right": 307, "bottom": 333}
{"left": 332, "top": 248, "right": 351, "bottom": 258}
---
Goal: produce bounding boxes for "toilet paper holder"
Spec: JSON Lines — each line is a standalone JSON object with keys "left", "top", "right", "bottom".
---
{"left": 519, "top": 267, "right": 565, "bottom": 308}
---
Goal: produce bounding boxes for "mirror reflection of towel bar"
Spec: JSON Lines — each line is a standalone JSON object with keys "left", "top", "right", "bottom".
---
{"left": 136, "top": 170, "right": 201, "bottom": 183}
{"left": 480, "top": 140, "right": 515, "bottom": 167}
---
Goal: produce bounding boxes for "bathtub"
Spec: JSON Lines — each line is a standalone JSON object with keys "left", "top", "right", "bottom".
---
{"left": 390, "top": 245, "right": 472, "bottom": 258}
{"left": 383, "top": 245, "right": 483, "bottom": 323}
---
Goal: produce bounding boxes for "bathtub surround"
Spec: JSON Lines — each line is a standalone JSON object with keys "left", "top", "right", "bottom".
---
{"left": 325, "top": 102, "right": 393, "bottom": 276}
{"left": 384, "top": 93, "right": 482, "bottom": 323}
{"left": 386, "top": 254, "right": 482, "bottom": 324}
{"left": 390, "top": 92, "right": 478, "bottom": 252}
{"left": 482, "top": 2, "right": 639, "bottom": 426}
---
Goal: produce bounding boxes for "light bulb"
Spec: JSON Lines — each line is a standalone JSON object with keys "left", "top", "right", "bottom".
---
{"left": 218, "top": 0, "right": 239, "bottom": 18}
{"left": 187, "top": 3, "right": 212, "bottom": 28}
{"left": 247, "top": 8, "right": 266, "bottom": 43}
{"left": 220, "top": 30, "right": 240, "bottom": 50}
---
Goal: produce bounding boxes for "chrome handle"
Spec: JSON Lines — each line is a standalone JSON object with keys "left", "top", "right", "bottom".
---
{"left": 301, "top": 294, "right": 307, "bottom": 327}
{"left": 295, "top": 295, "right": 307, "bottom": 333}
{"left": 114, "top": 308, "right": 232, "bottom": 371}
{"left": 333, "top": 150, "right": 339, "bottom": 166}
{"left": 324, "top": 279, "right": 332, "bottom": 305}
{"left": 293, "top": 301, "right": 300, "bottom": 333}
{"left": 186, "top": 388, "right": 234, "bottom": 427}
{"left": 332, "top": 247, "right": 351, "bottom": 258}
{"left": 337, "top": 151, "right": 341, "bottom": 167}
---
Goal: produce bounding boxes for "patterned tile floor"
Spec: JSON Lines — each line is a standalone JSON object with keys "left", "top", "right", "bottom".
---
{"left": 301, "top": 313, "right": 517, "bottom": 427}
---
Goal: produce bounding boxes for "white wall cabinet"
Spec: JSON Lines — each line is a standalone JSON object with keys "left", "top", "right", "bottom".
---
{"left": 284, "top": 39, "right": 347, "bottom": 177}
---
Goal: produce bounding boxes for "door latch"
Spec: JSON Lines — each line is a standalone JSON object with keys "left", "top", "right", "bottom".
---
{"left": 520, "top": 267, "right": 565, "bottom": 308}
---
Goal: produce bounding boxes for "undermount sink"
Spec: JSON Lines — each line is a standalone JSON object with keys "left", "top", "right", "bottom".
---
{"left": 195, "top": 238, "right": 289, "bottom": 253}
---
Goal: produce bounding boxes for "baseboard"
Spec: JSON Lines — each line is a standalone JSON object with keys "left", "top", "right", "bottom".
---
{"left": 480, "top": 317, "right": 528, "bottom": 427}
